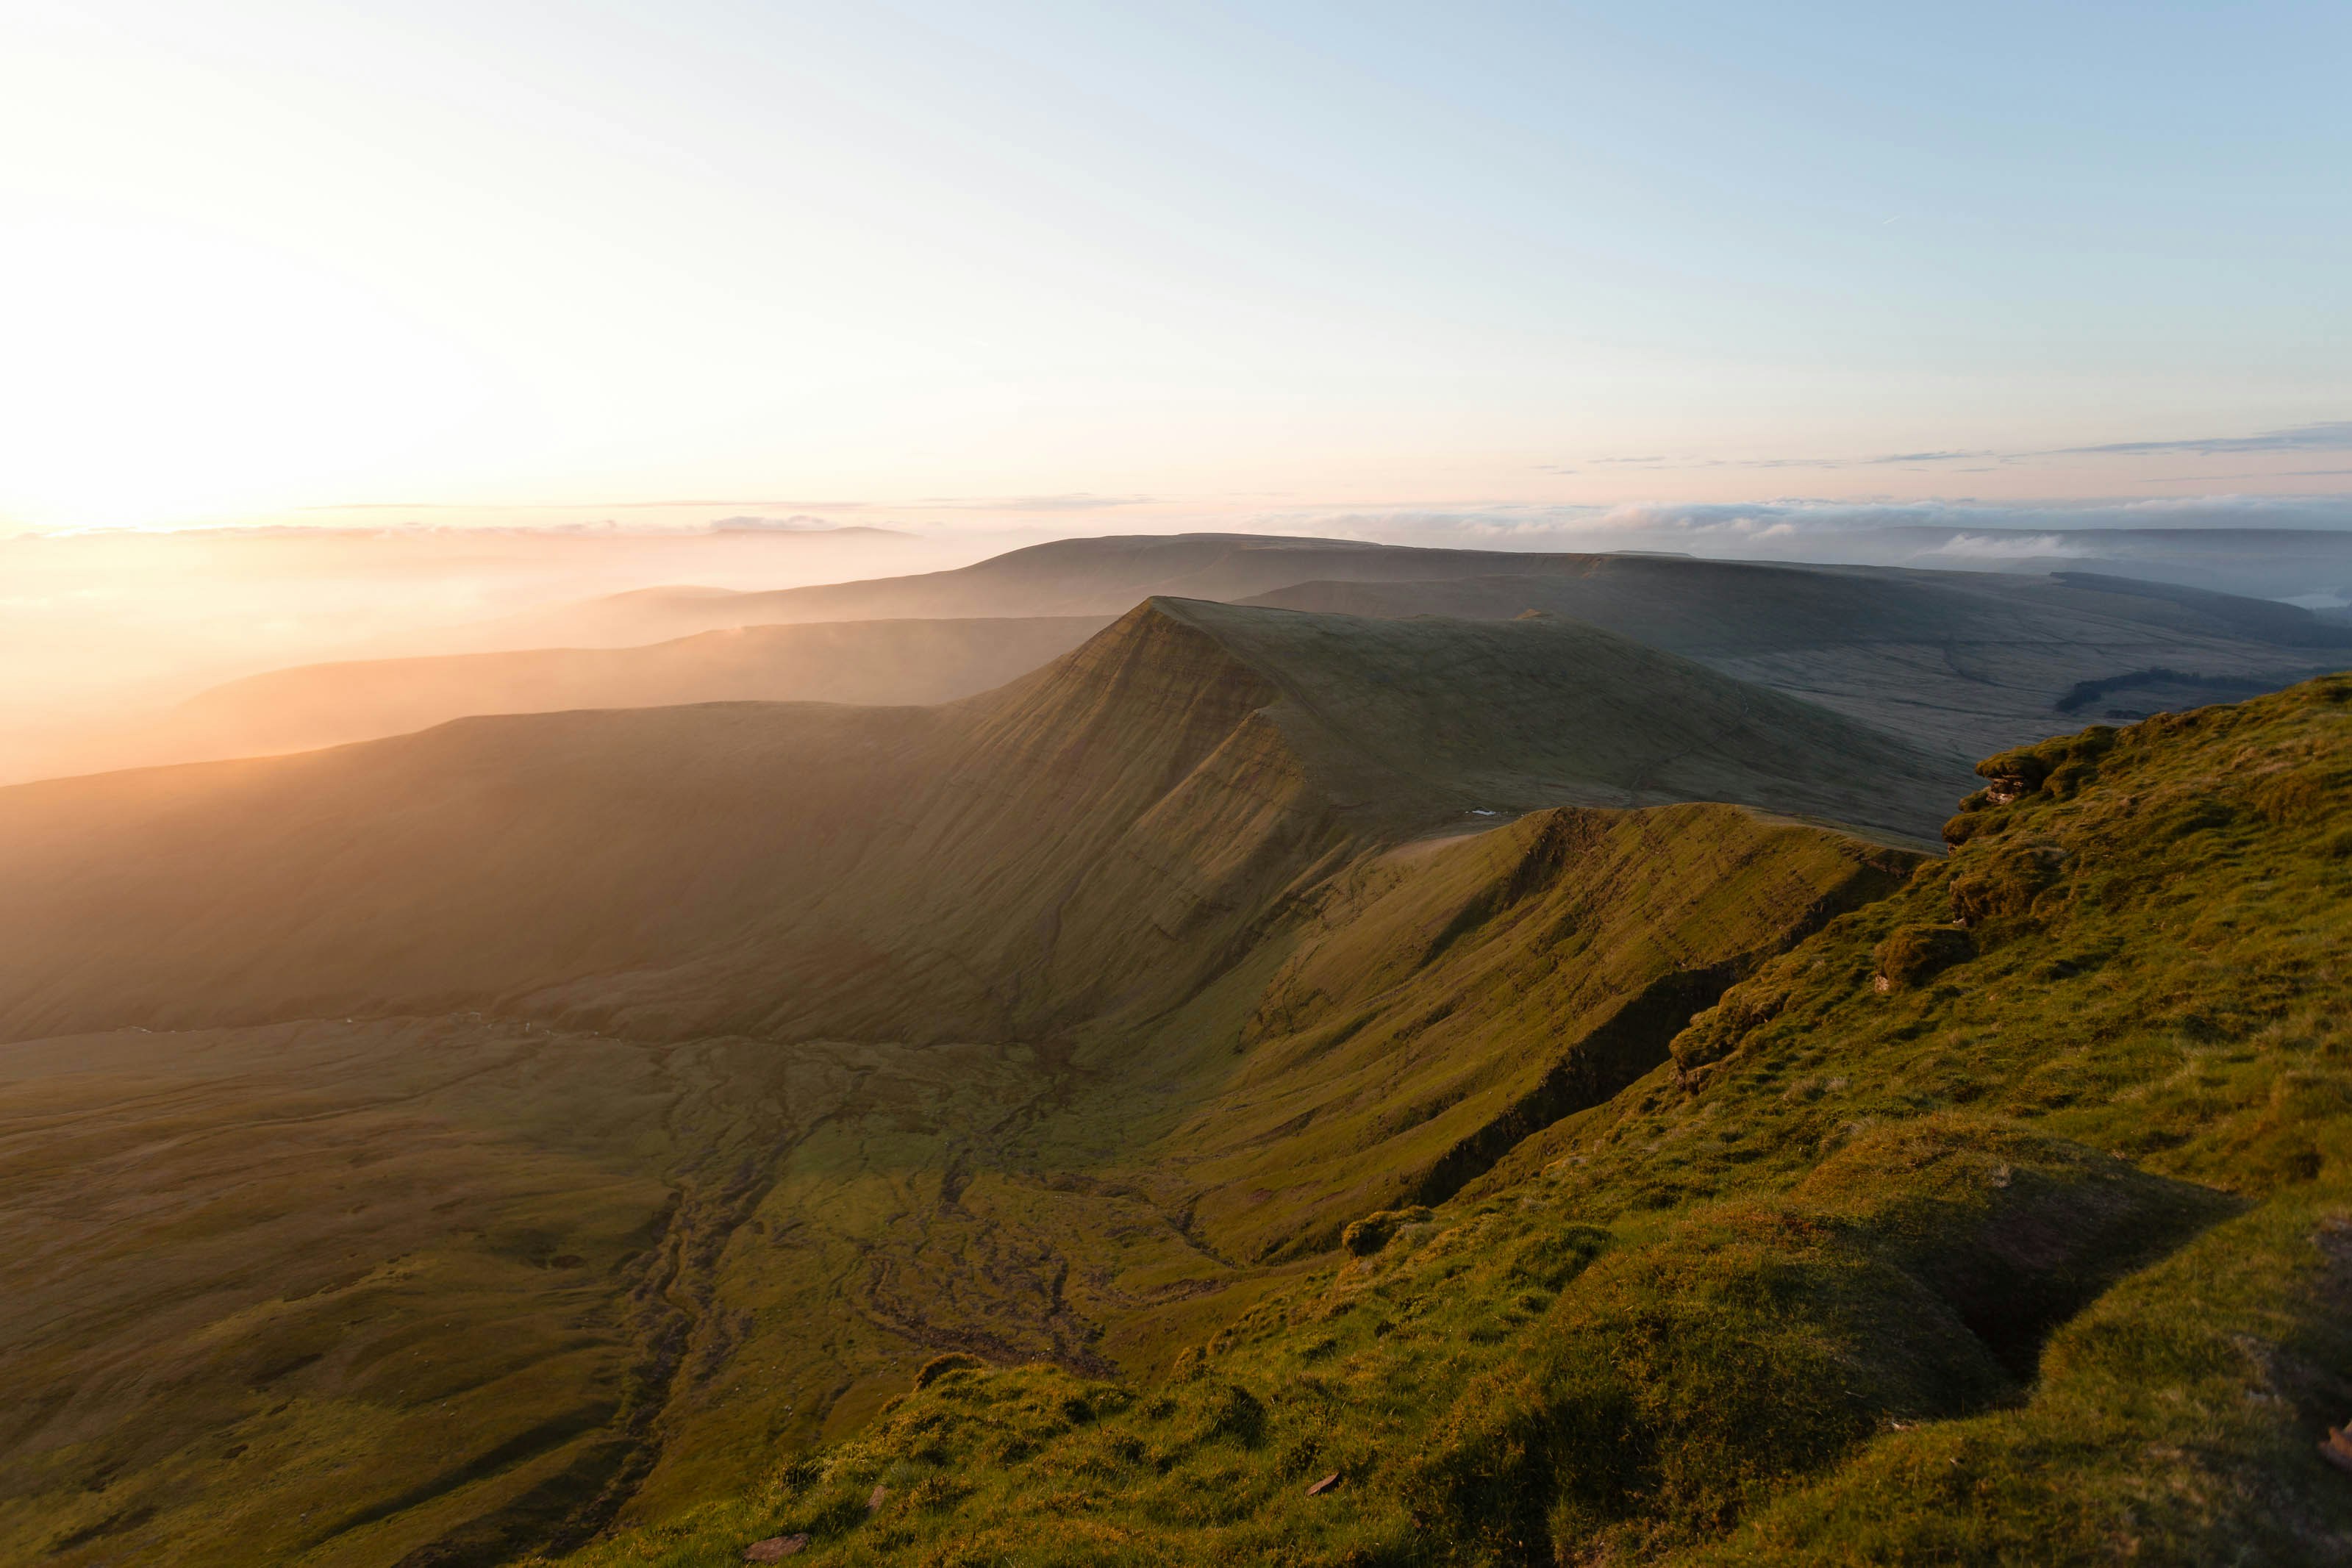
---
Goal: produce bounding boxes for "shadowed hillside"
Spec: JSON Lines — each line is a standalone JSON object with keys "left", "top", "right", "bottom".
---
{"left": 1246, "top": 558, "right": 2349, "bottom": 757}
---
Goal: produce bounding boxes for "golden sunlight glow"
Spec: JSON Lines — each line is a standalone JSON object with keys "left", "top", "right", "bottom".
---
{"left": 0, "top": 214, "right": 483, "bottom": 529}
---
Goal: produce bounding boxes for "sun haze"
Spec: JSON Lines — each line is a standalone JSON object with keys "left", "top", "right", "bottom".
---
{"left": 3, "top": 1, "right": 2347, "bottom": 531}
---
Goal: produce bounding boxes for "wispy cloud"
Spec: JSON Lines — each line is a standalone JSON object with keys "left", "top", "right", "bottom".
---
{"left": 299, "top": 498, "right": 876, "bottom": 511}
{"left": 1577, "top": 448, "right": 1992, "bottom": 472}
{"left": 2047, "top": 420, "right": 2352, "bottom": 459}
{"left": 1565, "top": 420, "right": 2351, "bottom": 476}
{"left": 919, "top": 493, "right": 1154, "bottom": 512}
{"left": 2139, "top": 468, "right": 2352, "bottom": 484}
{"left": 1295, "top": 493, "right": 2352, "bottom": 555}
{"left": 707, "top": 514, "right": 866, "bottom": 531}
{"left": 1928, "top": 531, "right": 2078, "bottom": 559}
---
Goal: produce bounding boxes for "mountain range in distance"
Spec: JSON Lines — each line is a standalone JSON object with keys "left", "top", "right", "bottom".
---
{"left": 3, "top": 532, "right": 2350, "bottom": 1566}
{"left": 15, "top": 532, "right": 2351, "bottom": 784}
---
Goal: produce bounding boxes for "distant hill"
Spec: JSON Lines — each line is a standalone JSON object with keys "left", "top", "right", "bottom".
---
{"left": 1243, "top": 556, "right": 2350, "bottom": 757}
{"left": 21, "top": 615, "right": 1109, "bottom": 778}
{"left": 448, "top": 534, "right": 2348, "bottom": 761}
{"left": 430, "top": 533, "right": 1441, "bottom": 649}
{"left": 460, "top": 531, "right": 2352, "bottom": 646}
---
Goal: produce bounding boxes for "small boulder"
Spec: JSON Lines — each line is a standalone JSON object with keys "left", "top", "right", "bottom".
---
{"left": 744, "top": 1535, "right": 809, "bottom": 1563}
{"left": 1872, "top": 925, "right": 1972, "bottom": 989}
{"left": 1342, "top": 1206, "right": 1432, "bottom": 1257}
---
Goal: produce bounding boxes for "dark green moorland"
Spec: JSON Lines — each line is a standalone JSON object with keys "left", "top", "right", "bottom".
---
{"left": 561, "top": 678, "right": 2352, "bottom": 1567}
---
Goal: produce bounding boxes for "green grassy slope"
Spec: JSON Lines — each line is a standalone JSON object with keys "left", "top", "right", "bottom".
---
{"left": 1078, "top": 803, "right": 1914, "bottom": 1272}
{"left": 0, "top": 601, "right": 1961, "bottom": 1566}
{"left": 560, "top": 675, "right": 2352, "bottom": 1567}
{"left": 0, "top": 1021, "right": 784, "bottom": 1567}
{"left": 12, "top": 598, "right": 2339, "bottom": 1567}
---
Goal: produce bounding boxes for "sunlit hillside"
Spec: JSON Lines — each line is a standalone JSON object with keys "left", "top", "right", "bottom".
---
{"left": 7, "top": 556, "right": 2351, "bottom": 1564}
{"left": 7, "top": 1, "right": 2347, "bottom": 1563}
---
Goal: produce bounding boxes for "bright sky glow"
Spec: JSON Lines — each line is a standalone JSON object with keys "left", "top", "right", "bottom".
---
{"left": 2, "top": 1, "right": 2347, "bottom": 530}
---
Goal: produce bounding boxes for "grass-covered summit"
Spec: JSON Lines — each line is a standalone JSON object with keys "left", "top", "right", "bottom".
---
{"left": 573, "top": 675, "right": 2352, "bottom": 1567}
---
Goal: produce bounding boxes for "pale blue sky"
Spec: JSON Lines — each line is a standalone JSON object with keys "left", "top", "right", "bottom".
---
{"left": 1, "top": 0, "right": 2345, "bottom": 529}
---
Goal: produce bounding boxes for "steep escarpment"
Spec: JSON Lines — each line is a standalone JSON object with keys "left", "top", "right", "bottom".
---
{"left": 702, "top": 599, "right": 1343, "bottom": 1042}
{"left": 0, "top": 604, "right": 1320, "bottom": 1045}
{"left": 1134, "top": 803, "right": 1919, "bottom": 1264}
{"left": 569, "top": 676, "right": 2352, "bottom": 1568}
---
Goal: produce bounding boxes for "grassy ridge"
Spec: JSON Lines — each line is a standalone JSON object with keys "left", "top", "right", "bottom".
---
{"left": 1, "top": 600, "right": 1956, "bottom": 1047}
{"left": 0, "top": 643, "right": 1918, "bottom": 1565}
{"left": 10, "top": 605, "right": 2342, "bottom": 1564}
{"left": 564, "top": 676, "right": 2352, "bottom": 1565}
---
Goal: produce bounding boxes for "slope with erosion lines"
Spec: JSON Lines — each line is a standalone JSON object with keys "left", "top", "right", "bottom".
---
{"left": 0, "top": 805, "right": 1898, "bottom": 1568}
{"left": 0, "top": 598, "right": 1960, "bottom": 1048}
{"left": 12, "top": 615, "right": 1110, "bottom": 784}
{"left": 0, "top": 595, "right": 1965, "bottom": 1564}
{"left": 568, "top": 676, "right": 2352, "bottom": 1568}
{"left": 1062, "top": 801, "right": 1919, "bottom": 1272}
{"left": 1246, "top": 558, "right": 2351, "bottom": 759}
{"left": 0, "top": 1018, "right": 1127, "bottom": 1568}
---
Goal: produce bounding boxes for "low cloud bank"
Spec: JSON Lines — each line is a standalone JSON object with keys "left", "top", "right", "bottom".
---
{"left": 1308, "top": 493, "right": 2351, "bottom": 550}
{"left": 1286, "top": 494, "right": 2352, "bottom": 603}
